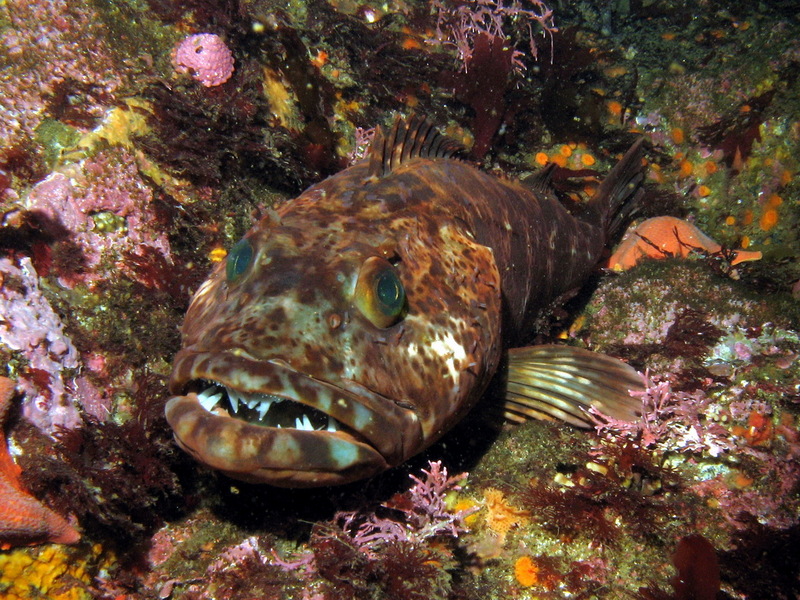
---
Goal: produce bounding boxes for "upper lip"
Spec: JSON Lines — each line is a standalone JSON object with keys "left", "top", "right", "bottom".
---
{"left": 169, "top": 348, "right": 421, "bottom": 464}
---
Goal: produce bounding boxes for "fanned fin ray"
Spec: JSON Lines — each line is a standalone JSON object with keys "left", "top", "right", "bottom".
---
{"left": 503, "top": 345, "right": 644, "bottom": 428}
{"left": 367, "top": 114, "right": 463, "bottom": 179}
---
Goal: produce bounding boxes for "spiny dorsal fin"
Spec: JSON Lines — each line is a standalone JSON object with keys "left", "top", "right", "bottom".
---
{"left": 367, "top": 114, "right": 463, "bottom": 179}
{"left": 520, "top": 162, "right": 558, "bottom": 195}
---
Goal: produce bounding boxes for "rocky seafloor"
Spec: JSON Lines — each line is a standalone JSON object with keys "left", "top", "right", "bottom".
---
{"left": 0, "top": 0, "right": 798, "bottom": 598}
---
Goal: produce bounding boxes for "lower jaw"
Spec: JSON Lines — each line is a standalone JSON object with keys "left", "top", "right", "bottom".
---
{"left": 165, "top": 393, "right": 391, "bottom": 487}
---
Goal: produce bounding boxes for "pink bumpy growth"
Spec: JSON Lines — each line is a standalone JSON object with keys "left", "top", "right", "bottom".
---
{"left": 173, "top": 33, "right": 234, "bottom": 87}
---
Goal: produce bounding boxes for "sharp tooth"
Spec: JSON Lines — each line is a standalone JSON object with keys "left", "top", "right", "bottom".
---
{"left": 256, "top": 399, "right": 271, "bottom": 420}
{"left": 294, "top": 417, "right": 303, "bottom": 430}
{"left": 247, "top": 395, "right": 260, "bottom": 410}
{"left": 197, "top": 388, "right": 222, "bottom": 412}
{"left": 302, "top": 414, "right": 313, "bottom": 431}
{"left": 198, "top": 394, "right": 221, "bottom": 412}
{"left": 326, "top": 416, "right": 338, "bottom": 432}
{"left": 198, "top": 386, "right": 218, "bottom": 400}
{"left": 228, "top": 389, "right": 240, "bottom": 414}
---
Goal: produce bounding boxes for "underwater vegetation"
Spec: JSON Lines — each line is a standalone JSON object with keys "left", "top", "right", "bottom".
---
{"left": 0, "top": 0, "right": 799, "bottom": 598}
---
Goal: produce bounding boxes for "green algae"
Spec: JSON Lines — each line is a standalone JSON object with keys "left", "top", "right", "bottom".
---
{"left": 89, "top": 0, "right": 178, "bottom": 78}
{"left": 34, "top": 119, "right": 82, "bottom": 168}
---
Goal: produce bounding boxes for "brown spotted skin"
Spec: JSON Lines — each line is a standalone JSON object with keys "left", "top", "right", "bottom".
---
{"left": 166, "top": 155, "right": 620, "bottom": 486}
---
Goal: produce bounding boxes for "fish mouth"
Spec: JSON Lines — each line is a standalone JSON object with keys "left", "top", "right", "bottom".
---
{"left": 165, "top": 350, "right": 423, "bottom": 487}
{"left": 189, "top": 382, "right": 348, "bottom": 433}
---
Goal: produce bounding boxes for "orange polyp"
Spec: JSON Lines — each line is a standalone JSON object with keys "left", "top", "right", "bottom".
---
{"left": 209, "top": 246, "right": 227, "bottom": 262}
{"left": 732, "top": 472, "right": 754, "bottom": 489}
{"left": 744, "top": 412, "right": 774, "bottom": 446}
{"left": 401, "top": 37, "right": 422, "bottom": 50}
{"left": 515, "top": 556, "right": 540, "bottom": 587}
{"left": 760, "top": 208, "right": 779, "bottom": 231}
{"left": 767, "top": 194, "right": 783, "bottom": 208}
{"left": 310, "top": 51, "right": 329, "bottom": 70}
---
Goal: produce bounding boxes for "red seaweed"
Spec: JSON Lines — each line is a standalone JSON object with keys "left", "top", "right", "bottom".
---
{"left": 696, "top": 91, "right": 774, "bottom": 173}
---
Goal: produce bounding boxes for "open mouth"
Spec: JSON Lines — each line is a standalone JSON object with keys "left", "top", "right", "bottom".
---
{"left": 165, "top": 350, "right": 423, "bottom": 487}
{"left": 193, "top": 382, "right": 344, "bottom": 433}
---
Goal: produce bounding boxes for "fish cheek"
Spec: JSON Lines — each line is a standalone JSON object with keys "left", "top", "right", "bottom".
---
{"left": 344, "top": 242, "right": 497, "bottom": 440}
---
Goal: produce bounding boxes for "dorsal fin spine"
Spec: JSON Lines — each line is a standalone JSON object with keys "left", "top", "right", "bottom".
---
{"left": 366, "top": 114, "right": 464, "bottom": 179}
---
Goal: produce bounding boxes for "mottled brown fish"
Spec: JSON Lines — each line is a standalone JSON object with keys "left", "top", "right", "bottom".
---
{"left": 165, "top": 116, "right": 645, "bottom": 487}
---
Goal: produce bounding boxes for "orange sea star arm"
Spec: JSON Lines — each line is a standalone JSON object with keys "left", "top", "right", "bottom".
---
{"left": 0, "top": 376, "right": 80, "bottom": 548}
{"left": 607, "top": 216, "right": 762, "bottom": 271}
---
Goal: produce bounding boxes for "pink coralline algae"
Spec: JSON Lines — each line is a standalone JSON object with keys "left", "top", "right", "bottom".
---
{"left": 0, "top": 0, "right": 125, "bottom": 161}
{"left": 24, "top": 147, "right": 172, "bottom": 289}
{"left": 0, "top": 257, "right": 83, "bottom": 433}
{"left": 432, "top": 0, "right": 556, "bottom": 68}
{"left": 173, "top": 34, "right": 235, "bottom": 87}
{"left": 335, "top": 460, "right": 472, "bottom": 556}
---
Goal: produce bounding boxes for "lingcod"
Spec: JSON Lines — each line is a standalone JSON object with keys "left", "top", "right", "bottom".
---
{"left": 165, "top": 116, "right": 645, "bottom": 487}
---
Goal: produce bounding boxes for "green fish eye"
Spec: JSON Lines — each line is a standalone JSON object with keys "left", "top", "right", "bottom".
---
{"left": 374, "top": 268, "right": 405, "bottom": 316}
{"left": 354, "top": 257, "right": 406, "bottom": 328}
{"left": 226, "top": 238, "right": 253, "bottom": 282}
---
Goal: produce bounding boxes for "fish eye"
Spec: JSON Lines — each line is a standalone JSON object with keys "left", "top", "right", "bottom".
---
{"left": 354, "top": 256, "right": 406, "bottom": 328}
{"left": 226, "top": 238, "right": 253, "bottom": 282}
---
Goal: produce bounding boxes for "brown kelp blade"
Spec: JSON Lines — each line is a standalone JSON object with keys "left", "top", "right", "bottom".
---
{"left": 503, "top": 345, "right": 644, "bottom": 428}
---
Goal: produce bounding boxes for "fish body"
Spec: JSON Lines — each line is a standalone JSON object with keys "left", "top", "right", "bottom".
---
{"left": 166, "top": 117, "right": 645, "bottom": 487}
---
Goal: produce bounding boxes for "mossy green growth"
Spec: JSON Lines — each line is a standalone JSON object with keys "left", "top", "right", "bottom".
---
{"left": 44, "top": 277, "right": 182, "bottom": 376}
{"left": 35, "top": 119, "right": 82, "bottom": 167}
{"left": 467, "top": 420, "right": 590, "bottom": 491}
{"left": 91, "top": 211, "right": 127, "bottom": 234}
{"left": 89, "top": 0, "right": 177, "bottom": 72}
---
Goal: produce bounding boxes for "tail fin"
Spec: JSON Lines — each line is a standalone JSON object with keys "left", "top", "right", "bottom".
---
{"left": 591, "top": 139, "right": 646, "bottom": 243}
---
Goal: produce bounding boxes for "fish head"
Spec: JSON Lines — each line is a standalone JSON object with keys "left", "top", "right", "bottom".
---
{"left": 166, "top": 189, "right": 503, "bottom": 487}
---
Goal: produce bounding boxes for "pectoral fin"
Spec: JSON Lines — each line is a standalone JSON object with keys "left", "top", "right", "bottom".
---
{"left": 503, "top": 345, "right": 643, "bottom": 428}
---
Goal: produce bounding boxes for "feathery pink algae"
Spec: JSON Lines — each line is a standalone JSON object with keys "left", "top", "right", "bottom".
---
{"left": 269, "top": 460, "right": 472, "bottom": 578}
{"left": 588, "top": 371, "right": 735, "bottom": 456}
{"left": 173, "top": 33, "right": 235, "bottom": 87}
